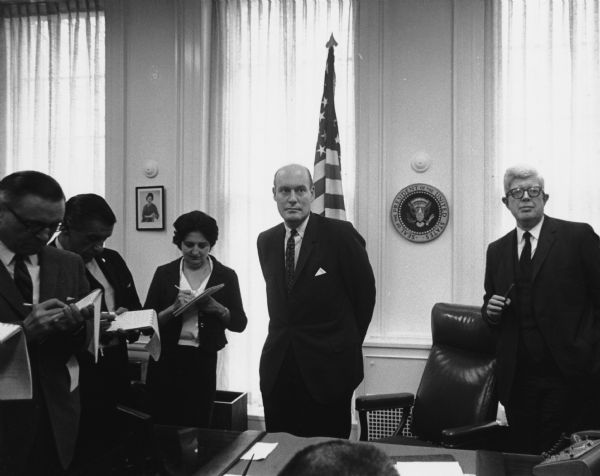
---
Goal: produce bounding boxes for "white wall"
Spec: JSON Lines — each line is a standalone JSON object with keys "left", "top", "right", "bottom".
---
{"left": 105, "top": 0, "right": 488, "bottom": 399}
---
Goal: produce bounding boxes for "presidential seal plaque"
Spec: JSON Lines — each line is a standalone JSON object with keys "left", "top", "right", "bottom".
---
{"left": 391, "top": 183, "right": 449, "bottom": 243}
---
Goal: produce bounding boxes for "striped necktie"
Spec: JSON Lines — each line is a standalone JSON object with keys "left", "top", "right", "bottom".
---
{"left": 285, "top": 229, "right": 298, "bottom": 291}
{"left": 13, "top": 254, "right": 33, "bottom": 303}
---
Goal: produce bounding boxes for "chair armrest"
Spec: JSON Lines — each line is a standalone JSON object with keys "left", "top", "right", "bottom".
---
{"left": 355, "top": 392, "right": 415, "bottom": 412}
{"left": 441, "top": 420, "right": 507, "bottom": 449}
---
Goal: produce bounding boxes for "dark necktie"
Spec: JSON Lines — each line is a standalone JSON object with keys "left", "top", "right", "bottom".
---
{"left": 519, "top": 231, "right": 532, "bottom": 279}
{"left": 13, "top": 254, "right": 33, "bottom": 303}
{"left": 285, "top": 229, "right": 298, "bottom": 291}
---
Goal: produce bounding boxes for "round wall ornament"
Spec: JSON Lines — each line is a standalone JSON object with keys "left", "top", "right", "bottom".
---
{"left": 390, "top": 183, "right": 450, "bottom": 243}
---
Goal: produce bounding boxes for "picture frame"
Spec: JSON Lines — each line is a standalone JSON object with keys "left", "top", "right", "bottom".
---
{"left": 136, "top": 186, "right": 165, "bottom": 231}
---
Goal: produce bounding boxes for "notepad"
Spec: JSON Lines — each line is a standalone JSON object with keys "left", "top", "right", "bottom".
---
{"left": 107, "top": 309, "right": 157, "bottom": 332}
{"left": 172, "top": 283, "right": 225, "bottom": 317}
{"left": 0, "top": 323, "right": 32, "bottom": 400}
{"left": 76, "top": 288, "right": 103, "bottom": 312}
{"left": 0, "top": 322, "right": 21, "bottom": 343}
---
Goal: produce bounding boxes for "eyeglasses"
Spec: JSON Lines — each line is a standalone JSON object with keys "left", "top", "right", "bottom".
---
{"left": 506, "top": 186, "right": 543, "bottom": 200}
{"left": 6, "top": 205, "right": 61, "bottom": 235}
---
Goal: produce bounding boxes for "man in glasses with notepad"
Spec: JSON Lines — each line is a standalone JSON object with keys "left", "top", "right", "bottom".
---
{"left": 0, "top": 170, "right": 92, "bottom": 475}
{"left": 482, "top": 165, "right": 600, "bottom": 455}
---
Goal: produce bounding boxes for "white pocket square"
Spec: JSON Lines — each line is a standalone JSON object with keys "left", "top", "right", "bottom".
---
{"left": 315, "top": 268, "right": 327, "bottom": 276}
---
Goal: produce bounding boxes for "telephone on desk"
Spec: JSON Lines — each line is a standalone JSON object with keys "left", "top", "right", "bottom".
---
{"left": 533, "top": 430, "right": 600, "bottom": 476}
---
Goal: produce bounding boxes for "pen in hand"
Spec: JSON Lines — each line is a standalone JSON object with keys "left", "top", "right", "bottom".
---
{"left": 503, "top": 283, "right": 515, "bottom": 299}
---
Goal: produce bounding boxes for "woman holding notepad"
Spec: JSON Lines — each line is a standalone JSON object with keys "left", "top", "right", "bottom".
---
{"left": 144, "top": 210, "right": 248, "bottom": 428}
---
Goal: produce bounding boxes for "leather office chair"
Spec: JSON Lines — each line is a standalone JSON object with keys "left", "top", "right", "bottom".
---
{"left": 356, "top": 302, "right": 505, "bottom": 450}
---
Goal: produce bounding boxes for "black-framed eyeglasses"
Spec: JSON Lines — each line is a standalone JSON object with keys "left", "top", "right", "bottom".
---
{"left": 506, "top": 186, "right": 543, "bottom": 200}
{"left": 6, "top": 205, "right": 61, "bottom": 235}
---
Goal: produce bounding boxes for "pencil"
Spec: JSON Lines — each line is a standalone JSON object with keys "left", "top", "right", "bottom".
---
{"left": 241, "top": 453, "right": 254, "bottom": 476}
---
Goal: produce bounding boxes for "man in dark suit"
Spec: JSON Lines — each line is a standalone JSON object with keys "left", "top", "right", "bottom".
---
{"left": 0, "top": 171, "right": 92, "bottom": 475}
{"left": 482, "top": 165, "right": 600, "bottom": 454}
{"left": 257, "top": 164, "right": 376, "bottom": 438}
{"left": 51, "top": 193, "right": 142, "bottom": 468}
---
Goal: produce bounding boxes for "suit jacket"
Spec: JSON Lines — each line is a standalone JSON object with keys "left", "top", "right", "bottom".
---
{"left": 144, "top": 256, "right": 247, "bottom": 395}
{"left": 85, "top": 248, "right": 142, "bottom": 313}
{"left": 482, "top": 215, "right": 600, "bottom": 403}
{"left": 257, "top": 213, "right": 376, "bottom": 404}
{"left": 0, "top": 246, "right": 89, "bottom": 470}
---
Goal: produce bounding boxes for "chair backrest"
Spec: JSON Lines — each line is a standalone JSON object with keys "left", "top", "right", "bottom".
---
{"left": 411, "top": 302, "right": 498, "bottom": 443}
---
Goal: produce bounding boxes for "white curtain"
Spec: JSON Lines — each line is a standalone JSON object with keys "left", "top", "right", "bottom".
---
{"left": 0, "top": 0, "right": 105, "bottom": 198}
{"left": 210, "top": 0, "right": 356, "bottom": 413}
{"left": 489, "top": 0, "right": 600, "bottom": 237}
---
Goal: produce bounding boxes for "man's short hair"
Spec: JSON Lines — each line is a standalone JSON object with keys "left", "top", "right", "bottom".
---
{"left": 273, "top": 164, "right": 314, "bottom": 188}
{"left": 277, "top": 440, "right": 397, "bottom": 476}
{"left": 0, "top": 170, "right": 64, "bottom": 206}
{"left": 503, "top": 165, "right": 545, "bottom": 194}
{"left": 61, "top": 193, "right": 117, "bottom": 231}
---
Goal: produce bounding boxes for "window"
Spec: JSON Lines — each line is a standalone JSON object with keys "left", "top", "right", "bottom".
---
{"left": 0, "top": 2, "right": 105, "bottom": 198}
{"left": 491, "top": 0, "right": 600, "bottom": 234}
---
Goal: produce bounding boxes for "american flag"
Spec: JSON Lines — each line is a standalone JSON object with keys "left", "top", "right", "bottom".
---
{"left": 312, "top": 37, "right": 346, "bottom": 220}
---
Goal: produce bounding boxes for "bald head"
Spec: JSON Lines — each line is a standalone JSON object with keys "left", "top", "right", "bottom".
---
{"left": 272, "top": 164, "right": 315, "bottom": 228}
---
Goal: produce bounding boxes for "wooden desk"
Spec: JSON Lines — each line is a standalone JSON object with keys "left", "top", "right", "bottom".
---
{"left": 105, "top": 425, "right": 541, "bottom": 476}
{"left": 206, "top": 432, "right": 541, "bottom": 476}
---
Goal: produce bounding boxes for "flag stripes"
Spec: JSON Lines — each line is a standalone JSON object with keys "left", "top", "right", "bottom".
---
{"left": 312, "top": 43, "right": 346, "bottom": 220}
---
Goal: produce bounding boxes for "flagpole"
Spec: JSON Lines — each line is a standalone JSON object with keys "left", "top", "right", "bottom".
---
{"left": 311, "top": 33, "right": 347, "bottom": 220}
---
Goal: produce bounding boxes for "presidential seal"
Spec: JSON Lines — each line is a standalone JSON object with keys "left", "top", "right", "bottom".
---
{"left": 391, "top": 183, "right": 449, "bottom": 243}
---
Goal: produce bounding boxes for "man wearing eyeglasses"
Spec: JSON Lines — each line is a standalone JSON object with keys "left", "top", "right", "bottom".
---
{"left": 482, "top": 165, "right": 600, "bottom": 455}
{"left": 0, "top": 171, "right": 92, "bottom": 475}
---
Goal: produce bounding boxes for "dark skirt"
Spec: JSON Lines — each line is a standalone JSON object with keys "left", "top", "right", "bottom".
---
{"left": 146, "top": 345, "right": 217, "bottom": 428}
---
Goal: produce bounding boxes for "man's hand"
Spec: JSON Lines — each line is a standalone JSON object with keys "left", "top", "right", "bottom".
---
{"left": 23, "top": 299, "right": 90, "bottom": 342}
{"left": 486, "top": 294, "right": 511, "bottom": 322}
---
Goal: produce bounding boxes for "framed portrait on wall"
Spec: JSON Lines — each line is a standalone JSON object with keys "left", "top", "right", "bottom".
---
{"left": 136, "top": 186, "right": 165, "bottom": 230}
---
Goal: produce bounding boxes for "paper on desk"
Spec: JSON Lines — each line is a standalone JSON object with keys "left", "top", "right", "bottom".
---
{"left": 240, "top": 442, "right": 278, "bottom": 460}
{"left": 395, "top": 461, "right": 465, "bottom": 476}
{"left": 0, "top": 324, "right": 32, "bottom": 400}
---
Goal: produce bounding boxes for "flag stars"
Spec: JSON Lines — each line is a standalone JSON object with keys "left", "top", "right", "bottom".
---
{"left": 322, "top": 97, "right": 328, "bottom": 107}
{"left": 317, "top": 145, "right": 325, "bottom": 156}
{"left": 335, "top": 135, "right": 340, "bottom": 144}
{"left": 319, "top": 112, "right": 325, "bottom": 121}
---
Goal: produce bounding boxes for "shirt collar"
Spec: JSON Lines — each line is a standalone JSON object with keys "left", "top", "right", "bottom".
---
{"left": 0, "top": 239, "right": 39, "bottom": 267}
{"left": 285, "top": 214, "right": 310, "bottom": 238}
{"left": 517, "top": 215, "right": 544, "bottom": 243}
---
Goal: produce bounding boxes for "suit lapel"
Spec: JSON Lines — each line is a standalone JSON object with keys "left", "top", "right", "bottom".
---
{"left": 532, "top": 216, "right": 556, "bottom": 283}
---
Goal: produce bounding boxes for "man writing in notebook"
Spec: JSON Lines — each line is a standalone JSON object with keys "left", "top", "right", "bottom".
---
{"left": 257, "top": 164, "right": 376, "bottom": 438}
{"left": 51, "top": 193, "right": 142, "bottom": 470}
{"left": 0, "top": 171, "right": 92, "bottom": 475}
{"left": 482, "top": 165, "right": 600, "bottom": 454}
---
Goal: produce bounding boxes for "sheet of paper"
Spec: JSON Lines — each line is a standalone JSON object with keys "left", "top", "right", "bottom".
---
{"left": 240, "top": 442, "right": 278, "bottom": 460}
{"left": 395, "top": 461, "right": 464, "bottom": 476}
{"left": 66, "top": 355, "right": 79, "bottom": 392}
{"left": 0, "top": 325, "right": 32, "bottom": 400}
{"left": 80, "top": 289, "right": 103, "bottom": 362}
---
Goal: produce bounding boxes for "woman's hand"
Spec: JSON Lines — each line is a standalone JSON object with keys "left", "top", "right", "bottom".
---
{"left": 173, "top": 289, "right": 194, "bottom": 312}
{"left": 198, "top": 296, "right": 231, "bottom": 326}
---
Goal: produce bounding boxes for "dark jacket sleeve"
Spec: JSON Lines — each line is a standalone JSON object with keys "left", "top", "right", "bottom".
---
{"left": 338, "top": 221, "right": 376, "bottom": 341}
